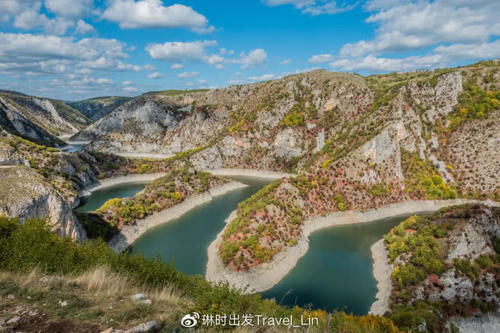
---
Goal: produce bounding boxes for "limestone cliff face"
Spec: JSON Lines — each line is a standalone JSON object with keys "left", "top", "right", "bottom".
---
{"left": 0, "top": 97, "right": 63, "bottom": 146}
{"left": 409, "top": 207, "right": 500, "bottom": 308}
{"left": 0, "top": 132, "right": 100, "bottom": 202}
{"left": 0, "top": 90, "right": 89, "bottom": 142}
{"left": 0, "top": 166, "right": 87, "bottom": 241}
{"left": 70, "top": 67, "right": 472, "bottom": 176}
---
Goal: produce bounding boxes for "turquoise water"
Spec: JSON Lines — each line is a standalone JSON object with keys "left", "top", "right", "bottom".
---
{"left": 76, "top": 182, "right": 148, "bottom": 212}
{"left": 130, "top": 177, "right": 271, "bottom": 276}
{"left": 261, "top": 215, "right": 409, "bottom": 315}
{"left": 80, "top": 176, "right": 411, "bottom": 314}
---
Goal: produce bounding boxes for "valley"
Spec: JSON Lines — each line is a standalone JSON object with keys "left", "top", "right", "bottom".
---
{"left": 0, "top": 60, "right": 499, "bottom": 332}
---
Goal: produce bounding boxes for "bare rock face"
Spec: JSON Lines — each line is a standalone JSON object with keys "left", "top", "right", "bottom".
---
{"left": 447, "top": 208, "right": 500, "bottom": 262}
{"left": 0, "top": 97, "right": 62, "bottom": 146}
{"left": 273, "top": 128, "right": 303, "bottom": 159}
{"left": 0, "top": 141, "right": 28, "bottom": 166}
{"left": 412, "top": 207, "right": 500, "bottom": 308}
{"left": 0, "top": 166, "right": 87, "bottom": 241}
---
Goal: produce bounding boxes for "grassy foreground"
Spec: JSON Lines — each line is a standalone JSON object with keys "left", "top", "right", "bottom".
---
{"left": 0, "top": 217, "right": 398, "bottom": 332}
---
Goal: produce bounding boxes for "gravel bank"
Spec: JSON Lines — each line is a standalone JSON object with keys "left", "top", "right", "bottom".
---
{"left": 369, "top": 239, "right": 393, "bottom": 315}
{"left": 114, "top": 153, "right": 174, "bottom": 159}
{"left": 79, "top": 173, "right": 167, "bottom": 197}
{"left": 202, "top": 168, "right": 295, "bottom": 179}
{"left": 109, "top": 181, "right": 248, "bottom": 252}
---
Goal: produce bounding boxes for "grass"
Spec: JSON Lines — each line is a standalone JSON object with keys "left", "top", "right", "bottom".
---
{"left": 0, "top": 266, "right": 182, "bottom": 330}
{"left": 0, "top": 216, "right": 400, "bottom": 331}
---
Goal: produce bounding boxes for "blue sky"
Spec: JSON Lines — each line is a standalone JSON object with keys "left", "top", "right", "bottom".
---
{"left": 0, "top": 0, "right": 499, "bottom": 100}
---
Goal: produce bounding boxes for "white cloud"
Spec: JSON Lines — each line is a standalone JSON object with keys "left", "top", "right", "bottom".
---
{"left": 198, "top": 79, "right": 207, "bottom": 84}
{"left": 171, "top": 63, "right": 184, "bottom": 69}
{"left": 123, "top": 86, "right": 138, "bottom": 93}
{"left": 13, "top": 7, "right": 48, "bottom": 30}
{"left": 75, "top": 19, "right": 95, "bottom": 35}
{"left": 280, "top": 59, "right": 291, "bottom": 65}
{"left": 329, "top": 54, "right": 443, "bottom": 72}
{"left": 0, "top": 32, "right": 144, "bottom": 75}
{"left": 146, "top": 40, "right": 216, "bottom": 62}
{"left": 228, "top": 79, "right": 244, "bottom": 85}
{"left": 205, "top": 54, "right": 224, "bottom": 65}
{"left": 330, "top": 40, "right": 500, "bottom": 72}
{"left": 238, "top": 49, "right": 267, "bottom": 69}
{"left": 13, "top": 6, "right": 75, "bottom": 35}
{"left": 147, "top": 71, "right": 163, "bottom": 79}
{"left": 76, "top": 68, "right": 92, "bottom": 74}
{"left": 308, "top": 54, "right": 333, "bottom": 63}
{"left": 122, "top": 80, "right": 133, "bottom": 85}
{"left": 45, "top": 0, "right": 93, "bottom": 18}
{"left": 49, "top": 76, "right": 114, "bottom": 88}
{"left": 8, "top": 1, "right": 94, "bottom": 35}
{"left": 263, "top": 0, "right": 358, "bottom": 15}
{"left": 147, "top": 41, "right": 266, "bottom": 70}
{"left": 0, "top": 1, "right": 30, "bottom": 16}
{"left": 328, "top": 1, "right": 500, "bottom": 73}
{"left": 177, "top": 71, "right": 200, "bottom": 78}
{"left": 249, "top": 73, "right": 275, "bottom": 81}
{"left": 434, "top": 40, "right": 500, "bottom": 60}
{"left": 102, "top": 0, "right": 213, "bottom": 33}
{"left": 341, "top": 0, "right": 500, "bottom": 57}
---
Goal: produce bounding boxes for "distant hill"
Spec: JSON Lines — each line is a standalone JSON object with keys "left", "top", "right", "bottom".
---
{"left": 142, "top": 89, "right": 209, "bottom": 97}
{"left": 0, "top": 90, "right": 91, "bottom": 146}
{"left": 68, "top": 96, "right": 132, "bottom": 120}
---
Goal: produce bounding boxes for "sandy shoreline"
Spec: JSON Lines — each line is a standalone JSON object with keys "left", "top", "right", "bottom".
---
{"left": 369, "top": 239, "right": 393, "bottom": 315}
{"left": 79, "top": 173, "right": 167, "bottom": 197}
{"left": 108, "top": 181, "right": 248, "bottom": 252}
{"left": 202, "top": 168, "right": 295, "bottom": 179}
{"left": 206, "top": 199, "right": 500, "bottom": 296}
{"left": 114, "top": 152, "right": 174, "bottom": 159}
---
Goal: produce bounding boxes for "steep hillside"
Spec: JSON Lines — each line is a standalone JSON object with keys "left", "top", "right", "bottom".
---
{"left": 68, "top": 96, "right": 132, "bottom": 120}
{"left": 0, "top": 90, "right": 90, "bottom": 139}
{"left": 72, "top": 61, "right": 500, "bottom": 270}
{"left": 0, "top": 166, "right": 87, "bottom": 241}
{"left": 383, "top": 204, "right": 500, "bottom": 332}
{"left": 217, "top": 62, "right": 500, "bottom": 270}
{"left": 0, "top": 97, "right": 63, "bottom": 147}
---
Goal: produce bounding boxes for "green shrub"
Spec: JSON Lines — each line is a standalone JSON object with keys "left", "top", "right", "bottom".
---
{"left": 0, "top": 218, "right": 310, "bottom": 321}
{"left": 282, "top": 112, "right": 305, "bottom": 127}
{"left": 368, "top": 182, "right": 390, "bottom": 196}
{"left": 75, "top": 212, "right": 119, "bottom": 241}
{"left": 389, "top": 302, "right": 441, "bottom": 332}
{"left": 453, "top": 258, "right": 480, "bottom": 280}
{"left": 401, "top": 150, "right": 457, "bottom": 200}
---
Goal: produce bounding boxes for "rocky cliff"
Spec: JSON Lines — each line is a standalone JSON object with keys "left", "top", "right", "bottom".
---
{"left": 383, "top": 205, "right": 500, "bottom": 332}
{"left": 0, "top": 165, "right": 87, "bottom": 241}
{"left": 0, "top": 96, "right": 64, "bottom": 147}
{"left": 0, "top": 90, "right": 90, "bottom": 142}
{"left": 69, "top": 61, "right": 500, "bottom": 270}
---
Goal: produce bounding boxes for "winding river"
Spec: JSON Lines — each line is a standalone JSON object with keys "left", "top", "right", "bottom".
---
{"left": 78, "top": 175, "right": 408, "bottom": 315}
{"left": 130, "top": 176, "right": 271, "bottom": 275}
{"left": 76, "top": 182, "right": 149, "bottom": 212}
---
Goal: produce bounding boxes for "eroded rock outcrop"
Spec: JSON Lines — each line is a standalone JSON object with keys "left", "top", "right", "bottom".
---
{"left": 0, "top": 166, "right": 87, "bottom": 241}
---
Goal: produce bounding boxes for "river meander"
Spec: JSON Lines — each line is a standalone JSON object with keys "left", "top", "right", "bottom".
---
{"left": 79, "top": 176, "right": 408, "bottom": 314}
